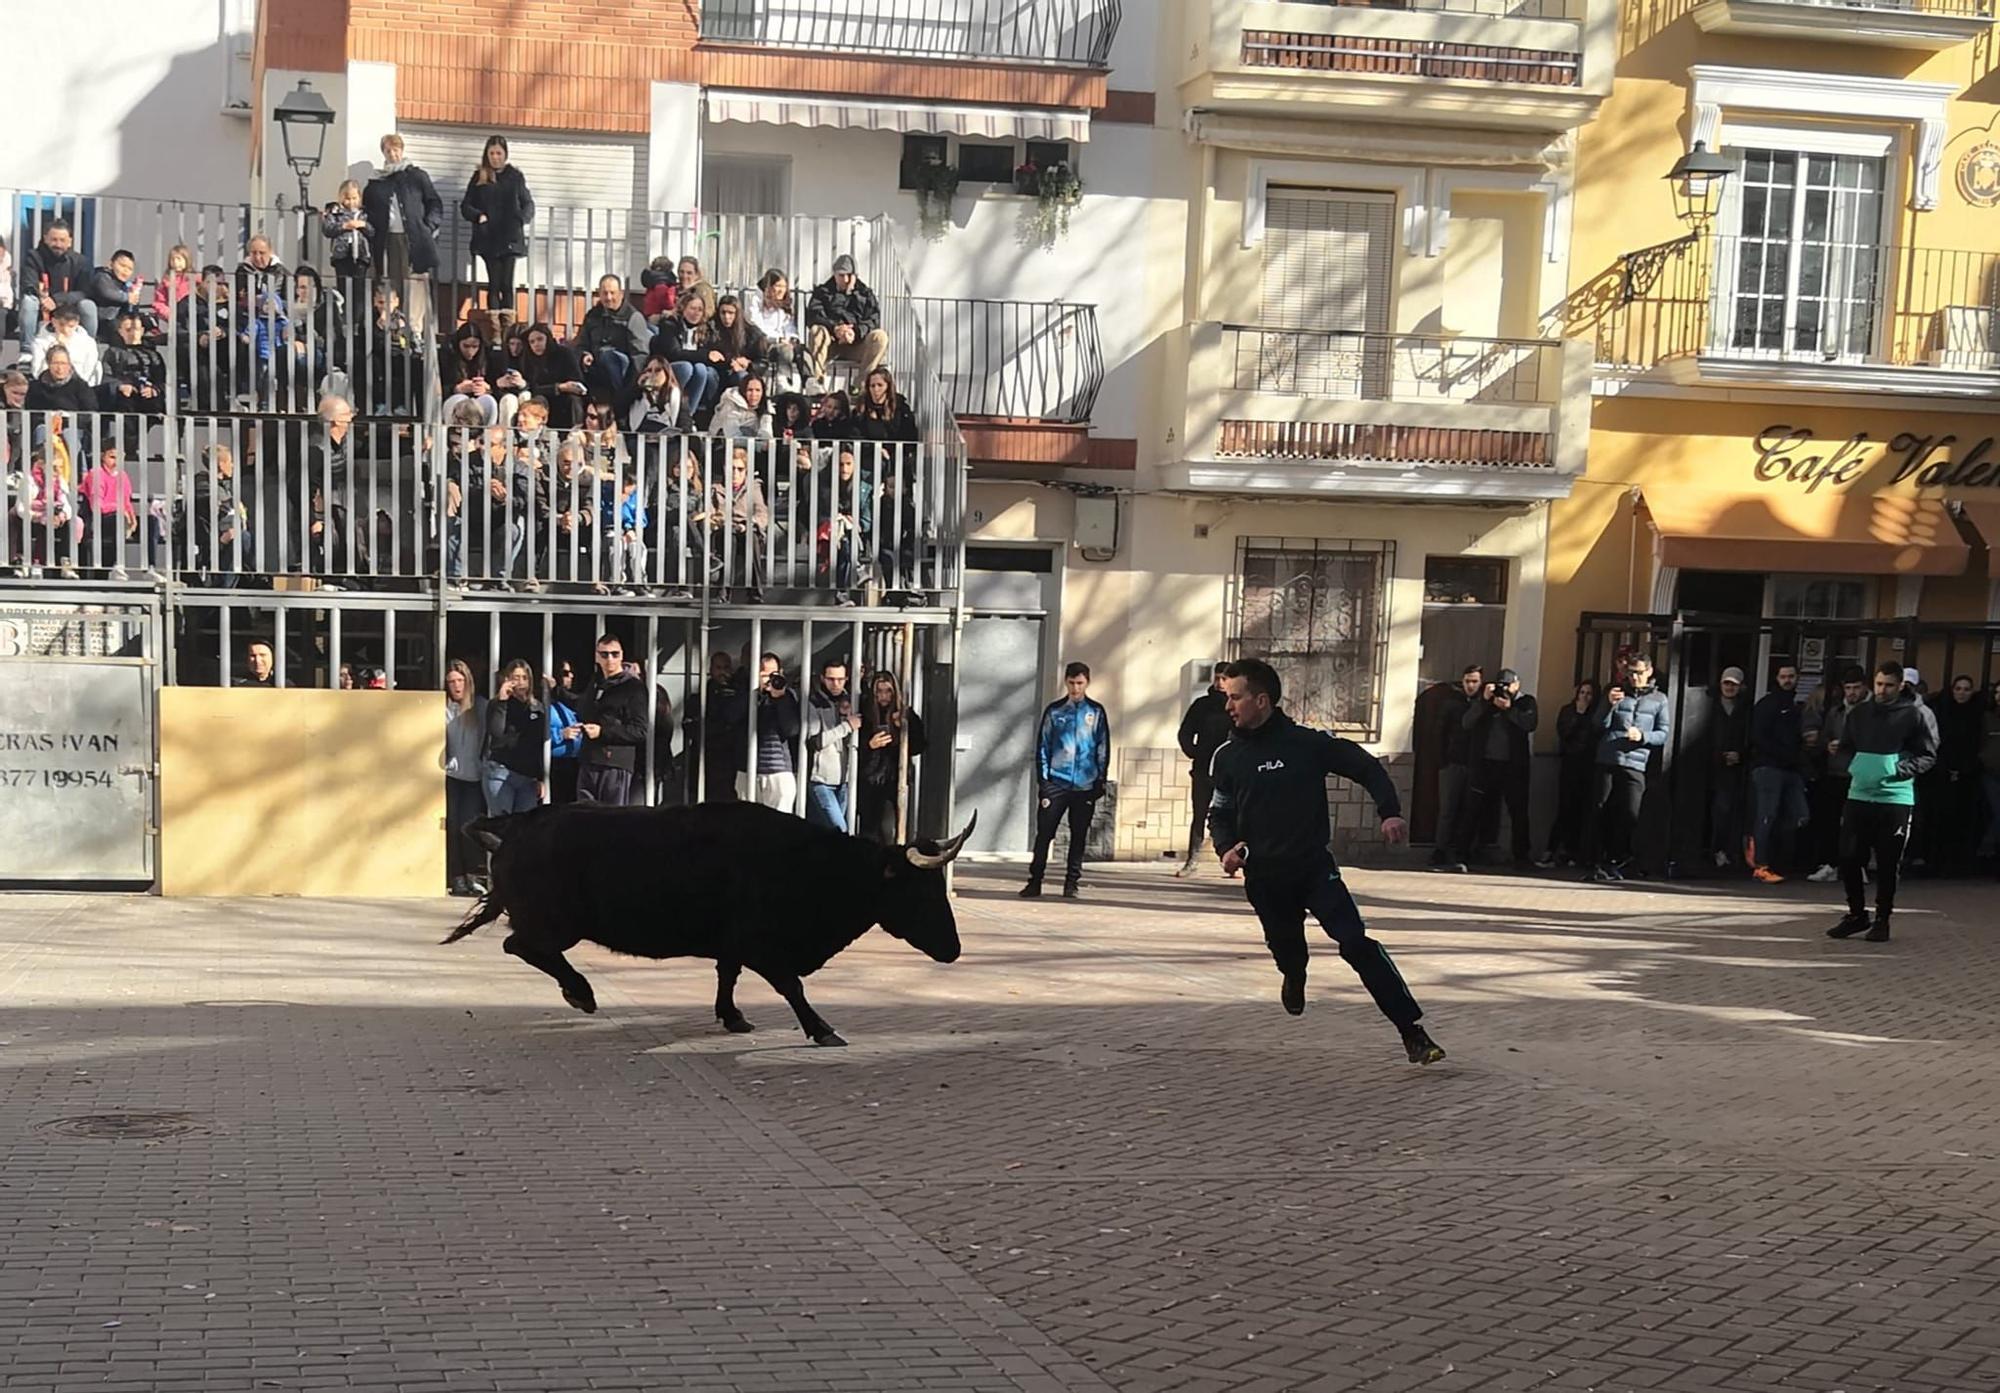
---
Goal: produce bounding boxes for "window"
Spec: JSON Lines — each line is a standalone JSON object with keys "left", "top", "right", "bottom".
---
{"left": 1231, "top": 538, "right": 1395, "bottom": 741}
{"left": 899, "top": 134, "right": 949, "bottom": 191}
{"left": 1025, "top": 140, "right": 1071, "bottom": 173}
{"left": 1259, "top": 189, "right": 1395, "bottom": 333}
{"left": 1422, "top": 557, "right": 1507, "bottom": 606}
{"left": 957, "top": 143, "right": 1015, "bottom": 184}
{"left": 1722, "top": 147, "right": 1886, "bottom": 360}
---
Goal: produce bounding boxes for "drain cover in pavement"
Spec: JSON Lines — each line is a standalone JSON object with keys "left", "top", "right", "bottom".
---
{"left": 37, "top": 1112, "right": 205, "bottom": 1141}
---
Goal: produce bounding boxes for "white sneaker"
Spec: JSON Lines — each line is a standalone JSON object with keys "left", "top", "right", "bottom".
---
{"left": 1713, "top": 851, "right": 1731, "bottom": 869}
{"left": 1807, "top": 863, "right": 1838, "bottom": 883}
{"left": 109, "top": 565, "right": 129, "bottom": 581}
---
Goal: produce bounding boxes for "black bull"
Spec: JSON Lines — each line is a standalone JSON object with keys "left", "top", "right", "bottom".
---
{"left": 445, "top": 801, "right": 975, "bottom": 1047}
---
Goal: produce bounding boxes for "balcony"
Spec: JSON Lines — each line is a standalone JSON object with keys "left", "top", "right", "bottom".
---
{"left": 1181, "top": 0, "right": 1610, "bottom": 131}
{"left": 698, "top": 0, "right": 1122, "bottom": 67}
{"left": 1597, "top": 233, "right": 2000, "bottom": 399}
{"left": 906, "top": 299, "right": 1104, "bottom": 466}
{"left": 1690, "top": 0, "right": 1993, "bottom": 51}
{"left": 1170, "top": 323, "right": 1592, "bottom": 498}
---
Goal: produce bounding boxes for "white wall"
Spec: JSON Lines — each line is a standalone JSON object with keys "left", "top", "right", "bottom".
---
{"left": 5, "top": 0, "right": 254, "bottom": 205}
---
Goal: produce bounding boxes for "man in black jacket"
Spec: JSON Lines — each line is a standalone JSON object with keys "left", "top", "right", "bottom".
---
{"left": 1827, "top": 661, "right": 1941, "bottom": 943}
{"left": 19, "top": 219, "right": 94, "bottom": 349}
{"left": 1208, "top": 659, "right": 1444, "bottom": 1065}
{"left": 1174, "top": 669, "right": 1233, "bottom": 878}
{"left": 576, "top": 274, "right": 652, "bottom": 401}
{"left": 564, "top": 632, "right": 648, "bottom": 805}
{"left": 363, "top": 133, "right": 444, "bottom": 329}
{"left": 1449, "top": 668, "right": 1539, "bottom": 870}
{"left": 1749, "top": 663, "right": 1808, "bottom": 882}
{"left": 1707, "top": 666, "right": 1752, "bottom": 870}
{"left": 804, "top": 254, "right": 889, "bottom": 382}
{"left": 1429, "top": 664, "right": 1483, "bottom": 870}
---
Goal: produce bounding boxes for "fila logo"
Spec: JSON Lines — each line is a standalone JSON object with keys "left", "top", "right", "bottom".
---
{"left": 1257, "top": 759, "right": 1286, "bottom": 772}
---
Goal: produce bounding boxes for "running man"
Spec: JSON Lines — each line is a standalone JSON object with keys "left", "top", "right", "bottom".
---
{"left": 1827, "top": 660, "right": 1939, "bottom": 943}
{"left": 1208, "top": 658, "right": 1445, "bottom": 1065}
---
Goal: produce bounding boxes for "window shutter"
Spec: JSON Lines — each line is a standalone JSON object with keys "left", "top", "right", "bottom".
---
{"left": 1259, "top": 189, "right": 1395, "bottom": 333}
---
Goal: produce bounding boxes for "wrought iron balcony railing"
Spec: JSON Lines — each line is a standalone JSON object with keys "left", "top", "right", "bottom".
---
{"left": 909, "top": 299, "right": 1103, "bottom": 425}
{"left": 698, "top": 0, "right": 1121, "bottom": 67}
{"left": 1225, "top": 326, "right": 1562, "bottom": 403}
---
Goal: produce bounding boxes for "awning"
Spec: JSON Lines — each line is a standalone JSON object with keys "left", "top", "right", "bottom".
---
{"left": 1640, "top": 490, "right": 1969, "bottom": 576}
{"left": 1954, "top": 499, "right": 2000, "bottom": 550}
{"left": 706, "top": 90, "right": 1089, "bottom": 142}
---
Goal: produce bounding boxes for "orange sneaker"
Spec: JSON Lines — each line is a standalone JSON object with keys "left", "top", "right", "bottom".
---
{"left": 1751, "top": 865, "right": 1785, "bottom": 884}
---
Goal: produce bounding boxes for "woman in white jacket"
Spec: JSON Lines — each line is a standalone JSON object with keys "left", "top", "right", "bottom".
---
{"left": 743, "top": 269, "right": 802, "bottom": 386}
{"left": 710, "top": 373, "right": 774, "bottom": 440}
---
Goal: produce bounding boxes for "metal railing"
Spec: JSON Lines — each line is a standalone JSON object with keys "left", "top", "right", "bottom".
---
{"left": 7, "top": 189, "right": 307, "bottom": 287}
{"left": 1294, "top": 0, "right": 1584, "bottom": 17}
{"left": 1225, "top": 326, "right": 1561, "bottom": 404}
{"left": 911, "top": 299, "right": 1103, "bottom": 424}
{"left": 1, "top": 411, "right": 954, "bottom": 597}
{"left": 1241, "top": 30, "right": 1581, "bottom": 85}
{"left": 698, "top": 0, "right": 1121, "bottom": 66}
{"left": 1599, "top": 233, "right": 2000, "bottom": 372}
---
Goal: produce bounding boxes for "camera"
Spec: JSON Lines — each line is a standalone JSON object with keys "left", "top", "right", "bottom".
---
{"left": 766, "top": 673, "right": 787, "bottom": 693}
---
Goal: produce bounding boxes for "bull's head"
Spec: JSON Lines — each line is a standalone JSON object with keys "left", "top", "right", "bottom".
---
{"left": 877, "top": 811, "right": 976, "bottom": 964}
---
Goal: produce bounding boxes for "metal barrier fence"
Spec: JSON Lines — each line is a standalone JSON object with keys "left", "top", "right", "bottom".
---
{"left": 913, "top": 299, "right": 1104, "bottom": 423}
{"left": 2, "top": 410, "right": 954, "bottom": 598}
{"left": 698, "top": 0, "right": 1123, "bottom": 66}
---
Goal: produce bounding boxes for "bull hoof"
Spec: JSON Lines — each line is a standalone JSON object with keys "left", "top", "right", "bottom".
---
{"left": 719, "top": 1014, "right": 757, "bottom": 1035}
{"left": 563, "top": 988, "right": 598, "bottom": 1014}
{"left": 811, "top": 1031, "right": 848, "bottom": 1048}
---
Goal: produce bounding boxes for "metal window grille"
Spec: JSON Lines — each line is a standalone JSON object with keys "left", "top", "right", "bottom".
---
{"left": 1229, "top": 537, "right": 1395, "bottom": 741}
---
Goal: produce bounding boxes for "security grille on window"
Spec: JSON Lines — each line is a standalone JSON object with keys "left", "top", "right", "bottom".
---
{"left": 1230, "top": 538, "right": 1395, "bottom": 742}
{"left": 1723, "top": 148, "right": 1886, "bottom": 360}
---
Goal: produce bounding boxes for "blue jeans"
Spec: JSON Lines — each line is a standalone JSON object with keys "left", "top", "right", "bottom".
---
{"left": 482, "top": 764, "right": 541, "bottom": 816}
{"left": 588, "top": 348, "right": 634, "bottom": 400}
{"left": 669, "top": 361, "right": 720, "bottom": 417}
{"left": 806, "top": 781, "right": 848, "bottom": 832}
{"left": 1750, "top": 766, "right": 1809, "bottom": 868}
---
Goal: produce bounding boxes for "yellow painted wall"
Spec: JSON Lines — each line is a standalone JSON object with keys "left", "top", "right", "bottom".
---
{"left": 159, "top": 688, "right": 446, "bottom": 897}
{"left": 1444, "top": 191, "right": 1544, "bottom": 340}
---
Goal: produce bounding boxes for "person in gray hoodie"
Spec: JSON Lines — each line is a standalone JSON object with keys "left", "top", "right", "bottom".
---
{"left": 803, "top": 660, "right": 861, "bottom": 832}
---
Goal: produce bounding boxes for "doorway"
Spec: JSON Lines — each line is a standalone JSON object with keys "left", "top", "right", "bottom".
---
{"left": 1411, "top": 556, "right": 1508, "bottom": 842}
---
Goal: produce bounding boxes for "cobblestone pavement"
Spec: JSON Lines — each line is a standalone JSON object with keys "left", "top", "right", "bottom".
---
{"left": 1, "top": 861, "right": 1997, "bottom": 1391}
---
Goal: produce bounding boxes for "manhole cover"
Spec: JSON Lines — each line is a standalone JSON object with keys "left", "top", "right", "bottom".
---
{"left": 38, "top": 1112, "right": 205, "bottom": 1141}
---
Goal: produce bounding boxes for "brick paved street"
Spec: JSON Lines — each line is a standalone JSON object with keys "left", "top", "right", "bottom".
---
{"left": 2, "top": 863, "right": 1998, "bottom": 1391}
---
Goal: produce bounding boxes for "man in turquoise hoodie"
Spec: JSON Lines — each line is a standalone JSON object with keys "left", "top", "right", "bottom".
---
{"left": 1827, "top": 660, "right": 1940, "bottom": 943}
{"left": 1021, "top": 662, "right": 1112, "bottom": 900}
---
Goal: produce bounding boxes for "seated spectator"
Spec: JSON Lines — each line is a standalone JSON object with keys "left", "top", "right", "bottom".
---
{"left": 235, "top": 234, "right": 290, "bottom": 301}
{"left": 442, "top": 322, "right": 502, "bottom": 426}
{"left": 576, "top": 274, "right": 650, "bottom": 401}
{"left": 805, "top": 254, "right": 888, "bottom": 383}
{"left": 639, "top": 255, "right": 679, "bottom": 325}
{"left": 31, "top": 304, "right": 102, "bottom": 386}
{"left": 176, "top": 442, "right": 250, "bottom": 582}
{"left": 356, "top": 284, "right": 418, "bottom": 414}
{"left": 27, "top": 344, "right": 97, "bottom": 420}
{"left": 322, "top": 181, "right": 374, "bottom": 286}
{"left": 773, "top": 391, "right": 812, "bottom": 441}
{"left": 299, "top": 480, "right": 362, "bottom": 586}
{"left": 78, "top": 443, "right": 138, "bottom": 578}
{"left": 489, "top": 321, "right": 532, "bottom": 422}
{"left": 602, "top": 461, "right": 650, "bottom": 593}
{"left": 711, "top": 373, "right": 774, "bottom": 440}
{"left": 710, "top": 295, "right": 769, "bottom": 389}
{"left": 174, "top": 267, "right": 247, "bottom": 411}
{"left": 567, "top": 399, "right": 631, "bottom": 478}
{"left": 99, "top": 310, "right": 166, "bottom": 426}
{"left": 652, "top": 447, "right": 708, "bottom": 599}
{"left": 744, "top": 269, "right": 803, "bottom": 383}
{"left": 281, "top": 267, "right": 344, "bottom": 411}
{"left": 9, "top": 450, "right": 76, "bottom": 577}
{"left": 819, "top": 441, "right": 873, "bottom": 595}
{"left": 651, "top": 294, "right": 722, "bottom": 430}
{"left": 89, "top": 250, "right": 147, "bottom": 342}
{"left": 19, "top": 219, "right": 94, "bottom": 349}
{"left": 152, "top": 243, "right": 196, "bottom": 322}
{"left": 854, "top": 367, "right": 919, "bottom": 443}
{"left": 619, "top": 354, "right": 682, "bottom": 435}
{"left": 675, "top": 256, "right": 717, "bottom": 318}
{"left": 872, "top": 464, "right": 923, "bottom": 592}
{"left": 811, "top": 389, "right": 855, "bottom": 440}
{"left": 512, "top": 393, "right": 560, "bottom": 467}
{"left": 242, "top": 281, "right": 291, "bottom": 410}
{"left": 546, "top": 440, "right": 601, "bottom": 588}
{"left": 447, "top": 426, "right": 532, "bottom": 588}
{"left": 711, "top": 442, "right": 770, "bottom": 601}
{"left": 517, "top": 322, "right": 586, "bottom": 430}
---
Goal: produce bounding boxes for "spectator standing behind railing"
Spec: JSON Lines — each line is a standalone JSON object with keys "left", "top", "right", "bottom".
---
{"left": 546, "top": 660, "right": 583, "bottom": 804}
{"left": 78, "top": 444, "right": 137, "bottom": 579}
{"left": 857, "top": 670, "right": 928, "bottom": 845}
{"left": 805, "top": 254, "right": 888, "bottom": 383}
{"left": 566, "top": 632, "right": 648, "bottom": 805}
{"left": 323, "top": 181, "right": 374, "bottom": 289}
{"left": 484, "top": 658, "right": 547, "bottom": 816}
{"left": 461, "top": 135, "right": 535, "bottom": 322}
{"left": 19, "top": 219, "right": 94, "bottom": 349}
{"left": 744, "top": 269, "right": 804, "bottom": 384}
{"left": 363, "top": 133, "right": 444, "bottom": 332}
{"left": 30, "top": 304, "right": 102, "bottom": 386}
{"left": 87, "top": 251, "right": 147, "bottom": 342}
{"left": 443, "top": 658, "right": 489, "bottom": 896}
{"left": 236, "top": 638, "right": 277, "bottom": 688}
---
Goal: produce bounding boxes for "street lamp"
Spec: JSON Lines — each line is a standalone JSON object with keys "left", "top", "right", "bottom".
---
{"left": 273, "top": 79, "right": 336, "bottom": 255}
{"left": 1666, "top": 140, "right": 1737, "bottom": 229}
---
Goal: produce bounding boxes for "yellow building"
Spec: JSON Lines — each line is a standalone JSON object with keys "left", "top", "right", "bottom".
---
{"left": 1548, "top": 4, "right": 2000, "bottom": 710}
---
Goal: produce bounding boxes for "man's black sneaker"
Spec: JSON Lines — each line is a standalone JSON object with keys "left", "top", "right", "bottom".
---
{"left": 1588, "top": 864, "right": 1624, "bottom": 883}
{"left": 1018, "top": 881, "right": 1043, "bottom": 899}
{"left": 1401, "top": 1025, "right": 1446, "bottom": 1065}
{"left": 1280, "top": 972, "right": 1306, "bottom": 1016}
{"left": 1061, "top": 883, "right": 1081, "bottom": 899}
{"left": 1826, "top": 913, "right": 1870, "bottom": 939}
{"left": 1865, "top": 917, "right": 1891, "bottom": 942}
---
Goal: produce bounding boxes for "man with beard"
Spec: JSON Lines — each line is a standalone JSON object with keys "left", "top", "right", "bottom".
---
{"left": 1827, "top": 661, "right": 1940, "bottom": 943}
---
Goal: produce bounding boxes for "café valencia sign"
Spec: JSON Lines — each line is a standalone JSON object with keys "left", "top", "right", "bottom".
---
{"left": 1753, "top": 425, "right": 2000, "bottom": 493}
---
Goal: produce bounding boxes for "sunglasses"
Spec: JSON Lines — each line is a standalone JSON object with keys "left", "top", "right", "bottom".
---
{"left": 596, "top": 650, "right": 621, "bottom": 659}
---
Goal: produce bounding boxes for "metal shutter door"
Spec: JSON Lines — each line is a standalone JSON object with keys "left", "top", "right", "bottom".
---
{"left": 1259, "top": 189, "right": 1394, "bottom": 334}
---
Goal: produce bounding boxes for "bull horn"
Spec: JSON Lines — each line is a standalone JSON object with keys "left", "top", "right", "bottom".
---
{"left": 904, "top": 810, "right": 978, "bottom": 869}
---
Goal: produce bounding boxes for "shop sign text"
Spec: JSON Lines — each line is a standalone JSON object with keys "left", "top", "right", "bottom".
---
{"left": 1754, "top": 425, "right": 2000, "bottom": 493}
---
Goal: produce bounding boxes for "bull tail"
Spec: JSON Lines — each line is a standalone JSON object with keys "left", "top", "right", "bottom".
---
{"left": 442, "top": 890, "right": 505, "bottom": 945}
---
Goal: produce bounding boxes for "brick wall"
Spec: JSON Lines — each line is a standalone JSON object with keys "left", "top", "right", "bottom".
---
{"left": 1109, "top": 747, "right": 1418, "bottom": 867}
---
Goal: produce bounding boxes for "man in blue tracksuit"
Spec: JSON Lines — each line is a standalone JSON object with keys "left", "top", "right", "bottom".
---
{"left": 1207, "top": 658, "right": 1444, "bottom": 1065}
{"left": 1021, "top": 661, "right": 1111, "bottom": 899}
{"left": 1590, "top": 648, "right": 1671, "bottom": 881}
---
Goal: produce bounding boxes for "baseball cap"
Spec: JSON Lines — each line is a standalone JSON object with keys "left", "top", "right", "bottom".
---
{"left": 830, "top": 253, "right": 857, "bottom": 275}
{"left": 1497, "top": 668, "right": 1520, "bottom": 686}
{"left": 1903, "top": 667, "right": 1921, "bottom": 686}
{"left": 1720, "top": 666, "right": 1745, "bottom": 685}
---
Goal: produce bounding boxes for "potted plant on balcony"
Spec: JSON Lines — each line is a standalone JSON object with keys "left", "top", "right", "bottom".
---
{"left": 1013, "top": 159, "right": 1041, "bottom": 195}
{"left": 1030, "top": 161, "right": 1084, "bottom": 242}
{"left": 911, "top": 156, "right": 959, "bottom": 241}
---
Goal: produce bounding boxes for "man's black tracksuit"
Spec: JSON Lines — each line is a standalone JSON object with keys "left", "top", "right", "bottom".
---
{"left": 1208, "top": 711, "right": 1422, "bottom": 1026}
